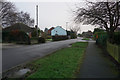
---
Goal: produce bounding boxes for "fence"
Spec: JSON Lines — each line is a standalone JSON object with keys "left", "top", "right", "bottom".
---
{"left": 107, "top": 41, "right": 120, "bottom": 63}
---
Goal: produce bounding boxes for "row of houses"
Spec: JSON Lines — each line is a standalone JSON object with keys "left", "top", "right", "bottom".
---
{"left": 3, "top": 23, "right": 68, "bottom": 39}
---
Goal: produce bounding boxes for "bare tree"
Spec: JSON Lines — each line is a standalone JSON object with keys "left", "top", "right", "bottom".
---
{"left": 74, "top": 1, "right": 120, "bottom": 43}
{"left": 17, "top": 11, "right": 34, "bottom": 27}
{"left": 0, "top": 1, "right": 34, "bottom": 28}
{"left": 70, "top": 24, "right": 81, "bottom": 34}
{"left": 0, "top": 1, "right": 17, "bottom": 27}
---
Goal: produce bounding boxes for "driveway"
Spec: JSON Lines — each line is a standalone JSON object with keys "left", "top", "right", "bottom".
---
{"left": 3, "top": 37, "right": 89, "bottom": 72}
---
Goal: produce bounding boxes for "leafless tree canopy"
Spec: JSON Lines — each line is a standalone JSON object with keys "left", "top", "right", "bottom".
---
{"left": 74, "top": 1, "right": 120, "bottom": 33}
{"left": 0, "top": 1, "right": 34, "bottom": 28}
{"left": 70, "top": 24, "right": 81, "bottom": 34}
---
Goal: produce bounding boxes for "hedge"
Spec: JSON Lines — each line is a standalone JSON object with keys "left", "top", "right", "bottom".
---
{"left": 52, "top": 36, "right": 68, "bottom": 41}
{"left": 2, "top": 30, "right": 30, "bottom": 44}
{"left": 95, "top": 32, "right": 120, "bottom": 46}
{"left": 95, "top": 32, "right": 108, "bottom": 46}
{"left": 38, "top": 37, "right": 46, "bottom": 43}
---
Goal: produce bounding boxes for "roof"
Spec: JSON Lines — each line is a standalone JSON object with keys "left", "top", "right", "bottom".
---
{"left": 3, "top": 23, "right": 35, "bottom": 32}
{"left": 48, "top": 27, "right": 54, "bottom": 32}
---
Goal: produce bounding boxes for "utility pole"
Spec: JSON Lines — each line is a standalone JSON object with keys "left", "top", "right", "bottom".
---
{"left": 66, "top": 22, "right": 68, "bottom": 30}
{"left": 36, "top": 5, "right": 38, "bottom": 37}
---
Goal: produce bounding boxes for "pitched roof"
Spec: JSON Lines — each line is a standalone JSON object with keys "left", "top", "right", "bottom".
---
{"left": 3, "top": 23, "right": 35, "bottom": 32}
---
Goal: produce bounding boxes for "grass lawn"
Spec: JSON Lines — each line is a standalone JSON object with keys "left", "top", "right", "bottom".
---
{"left": 46, "top": 39, "right": 52, "bottom": 41}
{"left": 26, "top": 42, "right": 88, "bottom": 79}
{"left": 82, "top": 38, "right": 90, "bottom": 40}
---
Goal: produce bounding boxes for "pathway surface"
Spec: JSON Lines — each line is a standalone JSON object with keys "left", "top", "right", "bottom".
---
{"left": 77, "top": 42, "right": 119, "bottom": 78}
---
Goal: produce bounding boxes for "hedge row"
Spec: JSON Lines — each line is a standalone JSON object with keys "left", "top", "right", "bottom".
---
{"left": 95, "top": 32, "right": 108, "bottom": 46}
{"left": 52, "top": 36, "right": 68, "bottom": 41}
{"left": 95, "top": 32, "right": 120, "bottom": 46}
{"left": 2, "top": 31, "right": 30, "bottom": 44}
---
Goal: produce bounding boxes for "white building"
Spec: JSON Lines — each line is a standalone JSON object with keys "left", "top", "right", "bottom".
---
{"left": 51, "top": 26, "right": 67, "bottom": 36}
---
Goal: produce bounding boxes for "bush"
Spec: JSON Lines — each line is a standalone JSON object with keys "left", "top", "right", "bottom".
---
{"left": 113, "top": 32, "right": 120, "bottom": 45}
{"left": 52, "top": 36, "right": 68, "bottom": 41}
{"left": 95, "top": 32, "right": 120, "bottom": 46}
{"left": 95, "top": 32, "right": 108, "bottom": 46}
{"left": 2, "top": 31, "right": 10, "bottom": 42}
{"left": 2, "top": 30, "right": 31, "bottom": 44}
{"left": 31, "top": 29, "right": 37, "bottom": 37}
{"left": 70, "top": 33, "right": 77, "bottom": 39}
{"left": 38, "top": 37, "right": 46, "bottom": 43}
{"left": 46, "top": 35, "right": 52, "bottom": 39}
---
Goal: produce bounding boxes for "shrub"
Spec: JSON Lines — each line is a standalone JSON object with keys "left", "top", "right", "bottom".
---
{"left": 2, "top": 30, "right": 31, "bottom": 44}
{"left": 31, "top": 29, "right": 37, "bottom": 37}
{"left": 16, "top": 31, "right": 31, "bottom": 44}
{"left": 52, "top": 36, "right": 68, "bottom": 41}
{"left": 95, "top": 32, "right": 120, "bottom": 46}
{"left": 113, "top": 32, "right": 120, "bottom": 45}
{"left": 46, "top": 35, "right": 52, "bottom": 39}
{"left": 38, "top": 37, "right": 46, "bottom": 43}
{"left": 95, "top": 32, "right": 108, "bottom": 46}
{"left": 70, "top": 33, "right": 77, "bottom": 39}
{"left": 2, "top": 31, "right": 10, "bottom": 42}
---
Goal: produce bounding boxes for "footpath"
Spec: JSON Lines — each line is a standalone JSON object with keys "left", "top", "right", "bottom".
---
{"left": 77, "top": 42, "right": 119, "bottom": 78}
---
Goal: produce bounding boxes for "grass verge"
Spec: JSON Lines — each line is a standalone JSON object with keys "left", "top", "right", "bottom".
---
{"left": 82, "top": 38, "right": 90, "bottom": 40}
{"left": 46, "top": 39, "right": 52, "bottom": 41}
{"left": 25, "top": 42, "right": 88, "bottom": 78}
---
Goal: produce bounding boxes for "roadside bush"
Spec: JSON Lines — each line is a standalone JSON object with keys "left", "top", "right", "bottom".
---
{"left": 113, "top": 32, "right": 120, "bottom": 45}
{"left": 16, "top": 31, "right": 31, "bottom": 44}
{"left": 2, "top": 31, "right": 10, "bottom": 42}
{"left": 46, "top": 35, "right": 52, "bottom": 39}
{"left": 95, "top": 32, "right": 120, "bottom": 46}
{"left": 31, "top": 29, "right": 37, "bottom": 37}
{"left": 95, "top": 32, "right": 108, "bottom": 46}
{"left": 38, "top": 37, "right": 46, "bottom": 43}
{"left": 70, "top": 33, "right": 77, "bottom": 39}
{"left": 52, "top": 36, "right": 68, "bottom": 41}
{"left": 2, "top": 30, "right": 31, "bottom": 44}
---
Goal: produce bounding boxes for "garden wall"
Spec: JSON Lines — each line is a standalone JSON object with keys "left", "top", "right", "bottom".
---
{"left": 107, "top": 41, "right": 120, "bottom": 63}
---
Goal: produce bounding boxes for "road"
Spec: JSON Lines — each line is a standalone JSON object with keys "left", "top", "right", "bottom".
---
{"left": 3, "top": 37, "right": 86, "bottom": 72}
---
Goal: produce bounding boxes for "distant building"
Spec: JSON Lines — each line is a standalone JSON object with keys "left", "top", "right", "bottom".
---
{"left": 51, "top": 26, "right": 67, "bottom": 41}
{"left": 48, "top": 27, "right": 54, "bottom": 35}
{"left": 51, "top": 26, "right": 67, "bottom": 36}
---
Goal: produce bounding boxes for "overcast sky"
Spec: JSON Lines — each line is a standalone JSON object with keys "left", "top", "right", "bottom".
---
{"left": 7, "top": 0, "right": 96, "bottom": 33}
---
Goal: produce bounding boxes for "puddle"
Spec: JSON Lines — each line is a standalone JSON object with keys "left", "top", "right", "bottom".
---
{"left": 68, "top": 45, "right": 72, "bottom": 47}
{"left": 9, "top": 68, "right": 31, "bottom": 78}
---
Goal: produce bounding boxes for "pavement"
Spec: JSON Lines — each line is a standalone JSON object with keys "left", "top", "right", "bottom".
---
{"left": 2, "top": 43, "right": 25, "bottom": 48}
{"left": 2, "top": 37, "right": 91, "bottom": 72}
{"left": 77, "top": 42, "right": 119, "bottom": 78}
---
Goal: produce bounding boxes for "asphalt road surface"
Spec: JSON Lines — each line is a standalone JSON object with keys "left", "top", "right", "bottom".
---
{"left": 3, "top": 37, "right": 86, "bottom": 72}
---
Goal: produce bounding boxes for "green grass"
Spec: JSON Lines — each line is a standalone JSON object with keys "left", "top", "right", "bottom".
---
{"left": 26, "top": 42, "right": 88, "bottom": 79}
{"left": 82, "top": 38, "right": 90, "bottom": 40}
{"left": 46, "top": 39, "right": 52, "bottom": 41}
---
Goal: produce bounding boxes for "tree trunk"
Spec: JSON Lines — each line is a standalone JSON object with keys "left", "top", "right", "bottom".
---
{"left": 108, "top": 30, "right": 114, "bottom": 44}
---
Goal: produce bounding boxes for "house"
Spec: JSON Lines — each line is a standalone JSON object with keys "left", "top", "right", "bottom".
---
{"left": 48, "top": 27, "right": 54, "bottom": 35}
{"left": 51, "top": 26, "right": 67, "bottom": 41}
{"left": 51, "top": 26, "right": 67, "bottom": 36}
{"left": 3, "top": 23, "right": 35, "bottom": 38}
